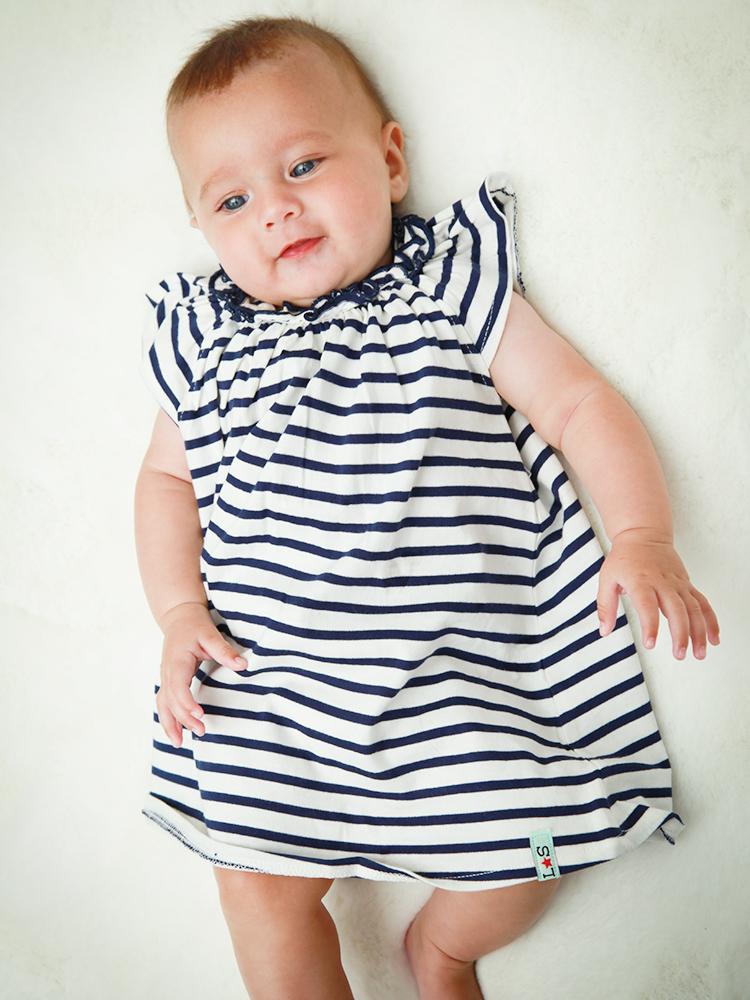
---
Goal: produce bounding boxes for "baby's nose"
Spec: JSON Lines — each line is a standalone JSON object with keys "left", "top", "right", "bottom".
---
{"left": 261, "top": 189, "right": 302, "bottom": 229}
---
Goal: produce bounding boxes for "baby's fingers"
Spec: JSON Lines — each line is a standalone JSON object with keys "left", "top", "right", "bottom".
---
{"left": 175, "top": 694, "right": 207, "bottom": 740}
{"left": 682, "top": 589, "right": 709, "bottom": 659}
{"left": 656, "top": 586, "right": 703, "bottom": 660}
{"left": 156, "top": 689, "right": 206, "bottom": 748}
{"left": 692, "top": 589, "right": 721, "bottom": 646}
{"left": 158, "top": 648, "right": 207, "bottom": 745}
{"left": 627, "top": 584, "right": 661, "bottom": 649}
{"left": 157, "top": 701, "right": 180, "bottom": 748}
{"left": 199, "top": 629, "right": 248, "bottom": 672}
{"left": 597, "top": 575, "right": 622, "bottom": 637}
{"left": 156, "top": 698, "right": 186, "bottom": 749}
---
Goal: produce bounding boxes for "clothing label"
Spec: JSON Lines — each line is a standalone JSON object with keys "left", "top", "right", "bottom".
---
{"left": 529, "top": 828, "right": 560, "bottom": 880}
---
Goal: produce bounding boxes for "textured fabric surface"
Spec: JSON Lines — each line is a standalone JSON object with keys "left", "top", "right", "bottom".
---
{"left": 140, "top": 171, "right": 684, "bottom": 890}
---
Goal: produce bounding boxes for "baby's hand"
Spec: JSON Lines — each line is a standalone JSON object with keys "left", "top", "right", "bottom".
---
{"left": 597, "top": 528, "right": 720, "bottom": 660}
{"left": 155, "top": 601, "right": 248, "bottom": 748}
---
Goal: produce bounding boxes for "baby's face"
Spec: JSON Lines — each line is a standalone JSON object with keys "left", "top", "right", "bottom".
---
{"left": 168, "top": 42, "right": 409, "bottom": 308}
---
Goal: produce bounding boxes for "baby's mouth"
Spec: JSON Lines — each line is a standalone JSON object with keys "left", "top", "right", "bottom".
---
{"left": 279, "top": 236, "right": 324, "bottom": 259}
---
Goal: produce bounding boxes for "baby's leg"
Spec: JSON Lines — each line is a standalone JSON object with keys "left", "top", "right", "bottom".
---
{"left": 213, "top": 867, "right": 354, "bottom": 1000}
{"left": 404, "top": 877, "right": 561, "bottom": 1000}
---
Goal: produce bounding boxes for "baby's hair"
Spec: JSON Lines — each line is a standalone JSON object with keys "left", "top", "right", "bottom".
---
{"left": 166, "top": 15, "right": 396, "bottom": 126}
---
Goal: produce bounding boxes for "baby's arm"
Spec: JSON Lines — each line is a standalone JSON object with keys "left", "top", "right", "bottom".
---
{"left": 134, "top": 410, "right": 248, "bottom": 747}
{"left": 489, "top": 292, "right": 720, "bottom": 660}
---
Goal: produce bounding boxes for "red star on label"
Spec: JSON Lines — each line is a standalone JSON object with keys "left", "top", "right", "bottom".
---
{"left": 542, "top": 857, "right": 552, "bottom": 868}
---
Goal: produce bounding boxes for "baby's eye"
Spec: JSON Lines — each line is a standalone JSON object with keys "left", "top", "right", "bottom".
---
{"left": 290, "top": 159, "right": 319, "bottom": 178}
{"left": 220, "top": 194, "right": 248, "bottom": 213}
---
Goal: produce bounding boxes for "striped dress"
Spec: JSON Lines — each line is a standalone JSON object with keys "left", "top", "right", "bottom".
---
{"left": 140, "top": 170, "right": 684, "bottom": 891}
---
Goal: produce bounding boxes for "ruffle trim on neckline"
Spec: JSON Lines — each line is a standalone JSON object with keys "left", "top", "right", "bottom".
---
{"left": 206, "top": 212, "right": 436, "bottom": 324}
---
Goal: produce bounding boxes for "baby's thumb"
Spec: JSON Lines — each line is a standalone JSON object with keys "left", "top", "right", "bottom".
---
{"left": 597, "top": 576, "right": 620, "bottom": 637}
{"left": 210, "top": 634, "right": 248, "bottom": 671}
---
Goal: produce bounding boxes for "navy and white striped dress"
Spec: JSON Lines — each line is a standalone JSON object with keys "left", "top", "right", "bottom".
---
{"left": 140, "top": 170, "right": 684, "bottom": 890}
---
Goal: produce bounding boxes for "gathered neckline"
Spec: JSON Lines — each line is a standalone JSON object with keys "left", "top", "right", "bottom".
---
{"left": 206, "top": 212, "right": 436, "bottom": 324}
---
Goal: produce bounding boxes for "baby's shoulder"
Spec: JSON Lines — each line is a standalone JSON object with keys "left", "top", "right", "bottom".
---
{"left": 426, "top": 171, "right": 519, "bottom": 244}
{"left": 141, "top": 269, "right": 235, "bottom": 419}
{"left": 419, "top": 170, "right": 525, "bottom": 307}
{"left": 145, "top": 270, "right": 223, "bottom": 327}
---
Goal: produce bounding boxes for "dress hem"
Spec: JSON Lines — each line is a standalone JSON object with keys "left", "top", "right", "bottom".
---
{"left": 142, "top": 796, "right": 685, "bottom": 893}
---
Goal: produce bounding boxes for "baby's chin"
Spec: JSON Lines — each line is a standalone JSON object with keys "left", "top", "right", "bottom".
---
{"left": 250, "top": 284, "right": 331, "bottom": 309}
{"left": 245, "top": 274, "right": 352, "bottom": 310}
{"left": 229, "top": 276, "right": 320, "bottom": 309}
{"left": 235, "top": 251, "right": 390, "bottom": 310}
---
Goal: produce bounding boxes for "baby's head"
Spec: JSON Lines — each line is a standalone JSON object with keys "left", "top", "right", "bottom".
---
{"left": 165, "top": 16, "right": 410, "bottom": 309}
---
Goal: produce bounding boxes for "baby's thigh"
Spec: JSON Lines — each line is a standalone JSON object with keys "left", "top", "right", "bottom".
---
{"left": 212, "top": 866, "right": 334, "bottom": 919}
{"left": 415, "top": 876, "right": 561, "bottom": 966}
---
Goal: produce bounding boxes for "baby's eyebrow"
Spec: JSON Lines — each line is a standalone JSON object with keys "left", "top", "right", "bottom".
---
{"left": 199, "top": 169, "right": 236, "bottom": 202}
{"left": 198, "top": 130, "right": 333, "bottom": 202}
{"left": 272, "top": 128, "right": 332, "bottom": 151}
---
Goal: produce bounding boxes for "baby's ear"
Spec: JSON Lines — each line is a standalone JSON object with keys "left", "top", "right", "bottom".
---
{"left": 381, "top": 120, "right": 409, "bottom": 205}
{"left": 189, "top": 215, "right": 199, "bottom": 229}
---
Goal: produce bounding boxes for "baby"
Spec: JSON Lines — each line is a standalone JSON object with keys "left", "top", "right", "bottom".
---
{"left": 134, "top": 15, "right": 720, "bottom": 1000}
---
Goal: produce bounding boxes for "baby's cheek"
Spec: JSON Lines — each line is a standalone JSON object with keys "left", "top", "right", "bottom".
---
{"left": 226, "top": 251, "right": 268, "bottom": 300}
{"left": 347, "top": 205, "right": 393, "bottom": 269}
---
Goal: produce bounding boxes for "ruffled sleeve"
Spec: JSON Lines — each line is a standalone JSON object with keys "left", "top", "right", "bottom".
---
{"left": 425, "top": 171, "right": 525, "bottom": 373}
{"left": 141, "top": 272, "right": 213, "bottom": 423}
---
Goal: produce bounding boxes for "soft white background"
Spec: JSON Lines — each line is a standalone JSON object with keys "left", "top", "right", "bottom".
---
{"left": 2, "top": 0, "right": 747, "bottom": 997}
